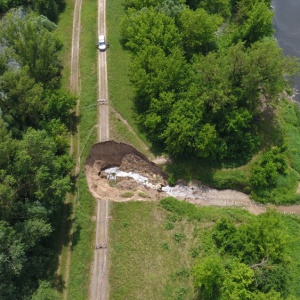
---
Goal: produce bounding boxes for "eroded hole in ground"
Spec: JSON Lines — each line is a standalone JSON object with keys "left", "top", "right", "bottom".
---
{"left": 84, "top": 141, "right": 300, "bottom": 216}
{"left": 84, "top": 141, "right": 169, "bottom": 201}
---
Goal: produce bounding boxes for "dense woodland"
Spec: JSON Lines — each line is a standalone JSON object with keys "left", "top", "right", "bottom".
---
{"left": 121, "top": 0, "right": 297, "bottom": 161}
{"left": 0, "top": 7, "right": 75, "bottom": 299}
{"left": 120, "top": 0, "right": 300, "bottom": 203}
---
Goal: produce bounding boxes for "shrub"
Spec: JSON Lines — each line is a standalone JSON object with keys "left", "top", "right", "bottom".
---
{"left": 120, "top": 191, "right": 134, "bottom": 198}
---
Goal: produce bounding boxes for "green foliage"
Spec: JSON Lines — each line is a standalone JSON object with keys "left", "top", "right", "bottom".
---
{"left": 0, "top": 68, "right": 44, "bottom": 135}
{"left": 234, "top": 1, "right": 274, "bottom": 45}
{"left": 138, "top": 191, "right": 148, "bottom": 198}
{"left": 43, "top": 90, "right": 76, "bottom": 129}
{"left": 220, "top": 261, "right": 254, "bottom": 300}
{"left": 250, "top": 146, "right": 288, "bottom": 189}
{"left": 120, "top": 8, "right": 180, "bottom": 54}
{"left": 120, "top": 191, "right": 134, "bottom": 198}
{"left": 192, "top": 209, "right": 295, "bottom": 299}
{"left": 248, "top": 146, "right": 299, "bottom": 203}
{"left": 179, "top": 8, "right": 222, "bottom": 57}
{"left": 198, "top": 0, "right": 231, "bottom": 18}
{"left": 0, "top": 0, "right": 66, "bottom": 22}
{"left": 31, "top": 281, "right": 56, "bottom": 300}
{"left": 0, "top": 10, "right": 63, "bottom": 88}
{"left": 193, "top": 255, "right": 224, "bottom": 299}
{"left": 118, "top": 0, "right": 300, "bottom": 205}
{"left": 0, "top": 4, "right": 74, "bottom": 299}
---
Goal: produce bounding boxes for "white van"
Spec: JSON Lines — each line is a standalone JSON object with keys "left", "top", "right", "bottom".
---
{"left": 98, "top": 35, "right": 106, "bottom": 51}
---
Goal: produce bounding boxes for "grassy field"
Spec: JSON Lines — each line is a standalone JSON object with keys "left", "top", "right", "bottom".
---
{"left": 108, "top": 199, "right": 300, "bottom": 300}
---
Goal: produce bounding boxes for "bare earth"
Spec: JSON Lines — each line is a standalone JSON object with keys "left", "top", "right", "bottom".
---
{"left": 85, "top": 141, "right": 300, "bottom": 216}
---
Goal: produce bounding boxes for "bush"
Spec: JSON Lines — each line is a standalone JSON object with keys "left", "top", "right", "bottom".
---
{"left": 120, "top": 191, "right": 134, "bottom": 198}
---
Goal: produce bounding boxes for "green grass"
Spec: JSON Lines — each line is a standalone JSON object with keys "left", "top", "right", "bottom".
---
{"left": 110, "top": 110, "right": 153, "bottom": 157}
{"left": 106, "top": 0, "right": 150, "bottom": 147}
{"left": 109, "top": 199, "right": 300, "bottom": 299}
{"left": 65, "top": 0, "right": 99, "bottom": 299}
{"left": 108, "top": 200, "right": 251, "bottom": 300}
{"left": 56, "top": 1, "right": 75, "bottom": 89}
{"left": 279, "top": 99, "right": 300, "bottom": 173}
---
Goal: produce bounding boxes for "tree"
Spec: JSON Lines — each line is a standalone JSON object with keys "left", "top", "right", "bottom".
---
{"left": 199, "top": 0, "right": 231, "bottom": 18}
{"left": 14, "top": 128, "right": 72, "bottom": 210}
{"left": 120, "top": 7, "right": 181, "bottom": 55}
{"left": 220, "top": 262, "right": 254, "bottom": 300}
{"left": 0, "top": 10, "right": 63, "bottom": 88}
{"left": 0, "top": 68, "right": 44, "bottom": 135}
{"left": 0, "top": 0, "right": 66, "bottom": 22}
{"left": 31, "top": 281, "right": 56, "bottom": 300}
{"left": 0, "top": 221, "right": 26, "bottom": 298}
{"left": 250, "top": 146, "right": 288, "bottom": 190}
{"left": 179, "top": 8, "right": 222, "bottom": 58}
{"left": 43, "top": 90, "right": 76, "bottom": 129}
{"left": 193, "top": 255, "right": 225, "bottom": 299}
{"left": 233, "top": 1, "right": 274, "bottom": 45}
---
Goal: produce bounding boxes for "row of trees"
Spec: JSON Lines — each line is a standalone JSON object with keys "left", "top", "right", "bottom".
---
{"left": 0, "top": 9, "right": 75, "bottom": 299}
{"left": 120, "top": 0, "right": 298, "bottom": 162}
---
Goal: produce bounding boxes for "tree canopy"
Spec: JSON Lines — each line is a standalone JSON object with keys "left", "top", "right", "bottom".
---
{"left": 0, "top": 7, "right": 74, "bottom": 299}
{"left": 120, "top": 0, "right": 298, "bottom": 163}
{"left": 0, "top": 0, "right": 66, "bottom": 22}
{"left": 194, "top": 210, "right": 294, "bottom": 299}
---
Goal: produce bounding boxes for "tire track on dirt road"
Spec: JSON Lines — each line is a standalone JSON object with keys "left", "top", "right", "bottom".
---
{"left": 90, "top": 0, "right": 110, "bottom": 298}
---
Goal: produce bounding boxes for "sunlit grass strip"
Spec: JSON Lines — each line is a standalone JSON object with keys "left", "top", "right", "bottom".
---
{"left": 54, "top": 1, "right": 76, "bottom": 299}
{"left": 110, "top": 110, "right": 153, "bottom": 157}
{"left": 66, "top": 0, "right": 98, "bottom": 299}
{"left": 106, "top": 0, "right": 150, "bottom": 146}
{"left": 56, "top": 0, "right": 75, "bottom": 89}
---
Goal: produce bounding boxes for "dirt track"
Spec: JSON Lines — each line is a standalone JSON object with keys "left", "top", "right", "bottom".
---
{"left": 97, "top": 0, "right": 109, "bottom": 142}
{"left": 89, "top": 0, "right": 110, "bottom": 298}
{"left": 58, "top": 0, "right": 82, "bottom": 299}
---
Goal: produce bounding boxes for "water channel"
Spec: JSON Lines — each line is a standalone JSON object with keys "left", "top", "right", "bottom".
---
{"left": 273, "top": 0, "right": 300, "bottom": 101}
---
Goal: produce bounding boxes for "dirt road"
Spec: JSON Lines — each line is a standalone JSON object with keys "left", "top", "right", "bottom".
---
{"left": 91, "top": 199, "right": 109, "bottom": 300}
{"left": 89, "top": 0, "right": 110, "bottom": 298}
{"left": 97, "top": 0, "right": 109, "bottom": 142}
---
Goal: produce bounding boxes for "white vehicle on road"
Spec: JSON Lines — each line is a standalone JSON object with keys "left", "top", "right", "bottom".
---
{"left": 98, "top": 35, "right": 106, "bottom": 51}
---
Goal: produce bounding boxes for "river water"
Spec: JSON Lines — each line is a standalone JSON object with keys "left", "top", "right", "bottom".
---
{"left": 273, "top": 0, "right": 300, "bottom": 101}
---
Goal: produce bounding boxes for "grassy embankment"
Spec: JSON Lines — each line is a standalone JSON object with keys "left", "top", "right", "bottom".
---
{"left": 106, "top": 0, "right": 153, "bottom": 156}
{"left": 56, "top": 0, "right": 98, "bottom": 299}
{"left": 65, "top": 0, "right": 98, "bottom": 298}
{"left": 109, "top": 199, "right": 300, "bottom": 299}
{"left": 52, "top": 1, "right": 75, "bottom": 299}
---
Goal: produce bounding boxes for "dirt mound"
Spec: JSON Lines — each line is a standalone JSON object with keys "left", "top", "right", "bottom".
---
{"left": 84, "top": 141, "right": 168, "bottom": 201}
{"left": 85, "top": 141, "right": 167, "bottom": 178}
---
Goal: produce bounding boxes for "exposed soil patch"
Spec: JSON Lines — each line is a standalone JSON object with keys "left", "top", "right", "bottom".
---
{"left": 85, "top": 141, "right": 300, "bottom": 216}
{"left": 85, "top": 141, "right": 168, "bottom": 201}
